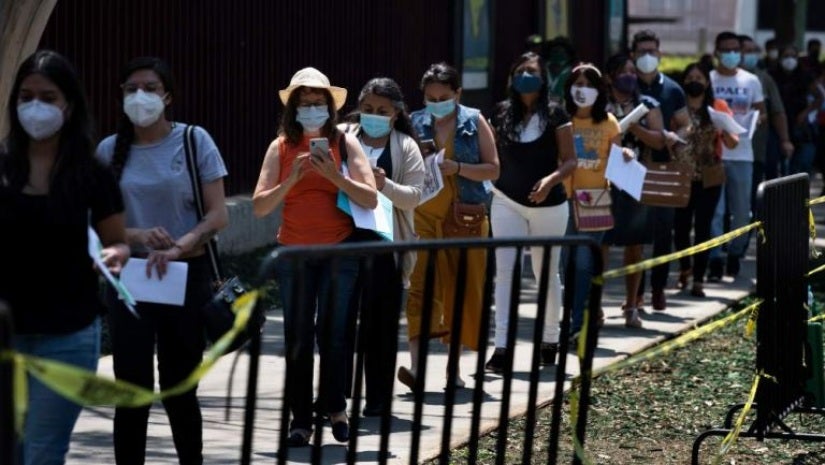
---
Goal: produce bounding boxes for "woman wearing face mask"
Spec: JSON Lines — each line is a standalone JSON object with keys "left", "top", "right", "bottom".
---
{"left": 338, "top": 77, "right": 425, "bottom": 417}
{"left": 398, "top": 62, "right": 499, "bottom": 391}
{"left": 253, "top": 67, "right": 376, "bottom": 445}
{"left": 483, "top": 52, "right": 575, "bottom": 373}
{"left": 769, "top": 45, "right": 823, "bottom": 175}
{"left": 0, "top": 50, "right": 129, "bottom": 464}
{"left": 601, "top": 54, "right": 666, "bottom": 328}
{"left": 96, "top": 56, "right": 229, "bottom": 464}
{"left": 562, "top": 62, "right": 635, "bottom": 337}
{"left": 673, "top": 63, "right": 739, "bottom": 298}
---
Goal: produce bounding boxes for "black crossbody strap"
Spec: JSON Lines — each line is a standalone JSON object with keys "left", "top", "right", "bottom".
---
{"left": 183, "top": 125, "right": 223, "bottom": 282}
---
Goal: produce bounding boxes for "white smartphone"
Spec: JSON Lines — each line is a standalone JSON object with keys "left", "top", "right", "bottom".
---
{"left": 309, "top": 137, "right": 330, "bottom": 159}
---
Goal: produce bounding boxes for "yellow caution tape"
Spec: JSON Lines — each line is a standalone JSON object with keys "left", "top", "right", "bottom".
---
{"left": 744, "top": 306, "right": 759, "bottom": 338}
{"left": 809, "top": 314, "right": 825, "bottom": 324}
{"left": 808, "top": 195, "right": 825, "bottom": 206}
{"left": 568, "top": 390, "right": 595, "bottom": 465}
{"left": 598, "top": 222, "right": 763, "bottom": 282}
{"left": 0, "top": 290, "right": 259, "bottom": 434}
{"left": 591, "top": 300, "right": 761, "bottom": 378}
{"left": 712, "top": 371, "right": 776, "bottom": 465}
{"left": 808, "top": 263, "right": 825, "bottom": 278}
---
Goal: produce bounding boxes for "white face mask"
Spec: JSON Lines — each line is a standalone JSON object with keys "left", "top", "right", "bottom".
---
{"left": 781, "top": 57, "right": 798, "bottom": 72}
{"left": 570, "top": 85, "right": 599, "bottom": 108}
{"left": 123, "top": 90, "right": 166, "bottom": 127}
{"left": 635, "top": 53, "right": 659, "bottom": 74}
{"left": 17, "top": 100, "right": 65, "bottom": 141}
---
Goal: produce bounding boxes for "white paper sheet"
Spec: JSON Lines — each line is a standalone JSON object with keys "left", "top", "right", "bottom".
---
{"left": 87, "top": 226, "right": 138, "bottom": 317}
{"left": 618, "top": 104, "right": 650, "bottom": 133}
{"left": 745, "top": 109, "right": 760, "bottom": 139}
{"left": 419, "top": 149, "right": 445, "bottom": 205}
{"left": 605, "top": 144, "right": 647, "bottom": 201}
{"left": 121, "top": 258, "right": 189, "bottom": 306}
{"left": 708, "top": 106, "right": 747, "bottom": 134}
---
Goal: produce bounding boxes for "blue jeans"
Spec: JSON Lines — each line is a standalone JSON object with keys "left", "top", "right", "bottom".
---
{"left": 562, "top": 209, "right": 605, "bottom": 334}
{"left": 276, "top": 255, "right": 359, "bottom": 431}
{"left": 13, "top": 319, "right": 100, "bottom": 465}
{"left": 710, "top": 160, "right": 753, "bottom": 260}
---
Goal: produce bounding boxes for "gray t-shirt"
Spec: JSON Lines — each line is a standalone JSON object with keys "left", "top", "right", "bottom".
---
{"left": 97, "top": 123, "right": 228, "bottom": 254}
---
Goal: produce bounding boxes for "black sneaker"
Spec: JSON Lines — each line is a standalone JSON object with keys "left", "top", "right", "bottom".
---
{"left": 707, "top": 258, "right": 723, "bottom": 282}
{"left": 485, "top": 349, "right": 506, "bottom": 373}
{"left": 540, "top": 343, "right": 558, "bottom": 366}
{"left": 726, "top": 255, "right": 740, "bottom": 277}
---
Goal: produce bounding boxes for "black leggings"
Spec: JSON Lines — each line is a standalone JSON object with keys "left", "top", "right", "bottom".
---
{"left": 107, "top": 255, "right": 212, "bottom": 465}
{"left": 674, "top": 182, "right": 723, "bottom": 283}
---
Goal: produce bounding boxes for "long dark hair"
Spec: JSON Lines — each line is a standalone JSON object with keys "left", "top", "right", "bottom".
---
{"left": 682, "top": 62, "right": 714, "bottom": 126}
{"left": 564, "top": 63, "right": 609, "bottom": 123}
{"left": 494, "top": 52, "right": 551, "bottom": 144}
{"left": 279, "top": 87, "right": 340, "bottom": 145}
{"left": 350, "top": 77, "right": 415, "bottom": 138}
{"left": 1, "top": 50, "right": 97, "bottom": 205}
{"left": 110, "top": 57, "right": 175, "bottom": 180}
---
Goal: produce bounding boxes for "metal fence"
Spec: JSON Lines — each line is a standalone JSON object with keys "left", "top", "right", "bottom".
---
{"left": 240, "top": 236, "right": 604, "bottom": 465}
{"left": 692, "top": 173, "right": 825, "bottom": 463}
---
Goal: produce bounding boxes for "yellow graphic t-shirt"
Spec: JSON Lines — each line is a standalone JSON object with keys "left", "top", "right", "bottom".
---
{"left": 565, "top": 112, "right": 621, "bottom": 197}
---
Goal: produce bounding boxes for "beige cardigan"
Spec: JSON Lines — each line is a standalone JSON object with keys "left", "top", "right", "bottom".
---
{"left": 338, "top": 124, "right": 425, "bottom": 287}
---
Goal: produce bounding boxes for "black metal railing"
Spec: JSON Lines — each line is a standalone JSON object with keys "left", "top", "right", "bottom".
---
{"left": 692, "top": 173, "right": 825, "bottom": 463}
{"left": 241, "top": 236, "right": 604, "bottom": 465}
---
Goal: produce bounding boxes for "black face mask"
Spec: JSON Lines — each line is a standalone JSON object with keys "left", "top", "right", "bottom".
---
{"left": 684, "top": 81, "right": 706, "bottom": 98}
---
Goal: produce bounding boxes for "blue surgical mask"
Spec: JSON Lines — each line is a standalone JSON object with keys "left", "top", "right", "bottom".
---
{"left": 360, "top": 113, "right": 392, "bottom": 138}
{"left": 296, "top": 105, "right": 329, "bottom": 131}
{"left": 719, "top": 51, "right": 742, "bottom": 70}
{"left": 741, "top": 53, "right": 759, "bottom": 70}
{"left": 512, "top": 72, "right": 542, "bottom": 94}
{"left": 425, "top": 99, "right": 456, "bottom": 119}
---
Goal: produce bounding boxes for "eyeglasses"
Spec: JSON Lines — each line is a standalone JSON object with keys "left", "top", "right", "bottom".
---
{"left": 121, "top": 81, "right": 164, "bottom": 94}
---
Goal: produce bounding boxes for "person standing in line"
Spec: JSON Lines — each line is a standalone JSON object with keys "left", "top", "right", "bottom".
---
{"left": 630, "top": 29, "right": 691, "bottom": 312}
{"left": 97, "top": 56, "right": 229, "bottom": 464}
{"left": 484, "top": 52, "right": 575, "bottom": 373}
{"left": 339, "top": 77, "right": 425, "bottom": 416}
{"left": 545, "top": 36, "right": 576, "bottom": 104}
{"left": 673, "top": 63, "right": 739, "bottom": 298}
{"left": 563, "top": 62, "right": 638, "bottom": 336}
{"left": 769, "top": 44, "right": 822, "bottom": 176}
{"left": 399, "top": 62, "right": 499, "bottom": 390}
{"left": 707, "top": 31, "right": 766, "bottom": 281}
{"left": 253, "top": 67, "right": 376, "bottom": 446}
{"left": 601, "top": 53, "right": 666, "bottom": 328}
{"left": 739, "top": 35, "right": 793, "bottom": 184}
{"left": 0, "top": 49, "right": 130, "bottom": 465}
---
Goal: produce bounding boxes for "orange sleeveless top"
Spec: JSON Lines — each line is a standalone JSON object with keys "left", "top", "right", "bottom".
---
{"left": 277, "top": 135, "right": 353, "bottom": 245}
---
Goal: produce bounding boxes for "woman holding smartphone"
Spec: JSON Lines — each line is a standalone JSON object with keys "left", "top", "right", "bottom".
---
{"left": 399, "top": 62, "right": 499, "bottom": 391}
{"left": 252, "top": 67, "right": 376, "bottom": 446}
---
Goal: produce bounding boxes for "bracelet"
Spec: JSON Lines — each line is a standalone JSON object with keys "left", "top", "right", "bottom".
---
{"left": 457, "top": 162, "right": 462, "bottom": 175}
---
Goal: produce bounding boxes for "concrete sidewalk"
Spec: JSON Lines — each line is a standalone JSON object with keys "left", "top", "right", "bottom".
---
{"left": 64, "top": 226, "right": 763, "bottom": 464}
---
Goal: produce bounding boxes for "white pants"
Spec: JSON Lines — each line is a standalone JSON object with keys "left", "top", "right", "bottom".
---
{"left": 490, "top": 193, "right": 569, "bottom": 347}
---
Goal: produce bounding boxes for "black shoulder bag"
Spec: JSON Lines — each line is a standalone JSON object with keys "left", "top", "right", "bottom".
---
{"left": 182, "top": 125, "right": 263, "bottom": 355}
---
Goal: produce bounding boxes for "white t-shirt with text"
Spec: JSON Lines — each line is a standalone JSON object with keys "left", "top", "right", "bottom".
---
{"left": 710, "top": 68, "right": 764, "bottom": 162}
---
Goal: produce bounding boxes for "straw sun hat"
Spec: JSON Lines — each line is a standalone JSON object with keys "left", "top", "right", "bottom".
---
{"left": 278, "top": 67, "right": 347, "bottom": 110}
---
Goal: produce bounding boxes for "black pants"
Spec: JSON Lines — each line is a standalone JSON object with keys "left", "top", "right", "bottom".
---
{"left": 347, "top": 253, "right": 403, "bottom": 410}
{"left": 674, "top": 182, "right": 722, "bottom": 283}
{"left": 649, "top": 206, "right": 675, "bottom": 291}
{"left": 107, "top": 255, "right": 211, "bottom": 465}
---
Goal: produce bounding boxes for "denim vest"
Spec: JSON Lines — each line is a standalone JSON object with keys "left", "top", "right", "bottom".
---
{"left": 410, "top": 104, "right": 490, "bottom": 204}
